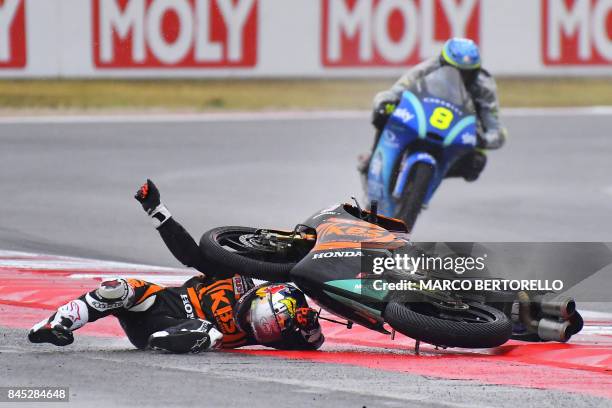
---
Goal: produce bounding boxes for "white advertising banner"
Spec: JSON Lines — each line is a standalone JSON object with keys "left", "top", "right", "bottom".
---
{"left": 0, "top": 0, "right": 610, "bottom": 78}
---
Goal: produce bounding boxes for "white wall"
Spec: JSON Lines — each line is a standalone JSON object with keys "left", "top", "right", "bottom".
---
{"left": 0, "top": 0, "right": 610, "bottom": 78}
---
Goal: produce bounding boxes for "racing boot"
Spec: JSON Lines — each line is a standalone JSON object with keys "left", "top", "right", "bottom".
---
{"left": 357, "top": 152, "right": 371, "bottom": 193}
{"left": 463, "top": 151, "right": 487, "bottom": 182}
{"left": 446, "top": 151, "right": 487, "bottom": 182}
{"left": 148, "top": 319, "right": 223, "bottom": 354}
{"left": 357, "top": 152, "right": 371, "bottom": 175}
{"left": 28, "top": 299, "right": 89, "bottom": 346}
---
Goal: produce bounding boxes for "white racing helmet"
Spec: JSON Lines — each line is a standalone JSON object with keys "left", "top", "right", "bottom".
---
{"left": 235, "top": 283, "right": 318, "bottom": 346}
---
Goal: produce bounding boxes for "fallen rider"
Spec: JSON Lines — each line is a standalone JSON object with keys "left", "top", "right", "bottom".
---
{"left": 28, "top": 180, "right": 324, "bottom": 353}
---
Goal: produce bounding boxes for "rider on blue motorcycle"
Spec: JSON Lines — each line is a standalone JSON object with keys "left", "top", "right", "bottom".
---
{"left": 359, "top": 38, "right": 507, "bottom": 182}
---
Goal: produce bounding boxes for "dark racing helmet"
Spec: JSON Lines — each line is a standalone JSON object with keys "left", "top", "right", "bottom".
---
{"left": 234, "top": 283, "right": 323, "bottom": 349}
{"left": 440, "top": 38, "right": 481, "bottom": 87}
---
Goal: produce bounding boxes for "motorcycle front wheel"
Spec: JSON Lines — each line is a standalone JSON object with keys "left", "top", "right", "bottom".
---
{"left": 200, "top": 226, "right": 297, "bottom": 282}
{"left": 394, "top": 162, "right": 434, "bottom": 232}
{"left": 384, "top": 301, "right": 512, "bottom": 348}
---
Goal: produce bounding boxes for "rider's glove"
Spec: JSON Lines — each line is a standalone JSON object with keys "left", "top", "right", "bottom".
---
{"left": 477, "top": 129, "right": 507, "bottom": 150}
{"left": 134, "top": 179, "right": 171, "bottom": 228}
{"left": 372, "top": 100, "right": 397, "bottom": 131}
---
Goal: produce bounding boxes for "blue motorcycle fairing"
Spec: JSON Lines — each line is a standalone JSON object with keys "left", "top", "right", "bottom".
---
{"left": 389, "top": 91, "right": 477, "bottom": 145}
{"left": 392, "top": 152, "right": 436, "bottom": 199}
{"left": 367, "top": 81, "right": 477, "bottom": 218}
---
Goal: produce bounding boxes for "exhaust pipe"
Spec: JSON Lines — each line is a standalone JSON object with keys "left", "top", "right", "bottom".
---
{"left": 518, "top": 291, "right": 541, "bottom": 332}
{"left": 535, "top": 293, "right": 576, "bottom": 320}
{"left": 567, "top": 311, "right": 584, "bottom": 336}
{"left": 537, "top": 318, "right": 571, "bottom": 342}
{"left": 517, "top": 291, "right": 574, "bottom": 342}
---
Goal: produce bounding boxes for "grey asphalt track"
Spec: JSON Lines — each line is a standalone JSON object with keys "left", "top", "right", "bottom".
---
{"left": 2, "top": 328, "right": 608, "bottom": 408}
{"left": 2, "top": 114, "right": 612, "bottom": 266}
{"left": 1, "top": 112, "right": 612, "bottom": 407}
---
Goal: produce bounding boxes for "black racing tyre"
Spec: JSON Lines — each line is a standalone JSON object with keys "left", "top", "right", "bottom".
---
{"left": 200, "top": 226, "right": 296, "bottom": 282}
{"left": 395, "top": 162, "right": 434, "bottom": 232}
{"left": 383, "top": 301, "right": 512, "bottom": 348}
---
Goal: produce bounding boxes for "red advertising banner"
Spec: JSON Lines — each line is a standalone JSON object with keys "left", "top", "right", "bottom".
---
{"left": 0, "top": 0, "right": 26, "bottom": 68}
{"left": 92, "top": 0, "right": 258, "bottom": 68}
{"left": 542, "top": 0, "right": 612, "bottom": 65}
{"left": 321, "top": 0, "right": 480, "bottom": 67}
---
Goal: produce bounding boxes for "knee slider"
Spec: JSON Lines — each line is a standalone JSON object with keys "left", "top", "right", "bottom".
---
{"left": 96, "top": 278, "right": 135, "bottom": 306}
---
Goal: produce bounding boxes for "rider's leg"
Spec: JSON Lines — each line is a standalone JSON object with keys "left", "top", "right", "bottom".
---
{"left": 147, "top": 318, "right": 223, "bottom": 354}
{"left": 358, "top": 129, "right": 384, "bottom": 175}
{"left": 28, "top": 278, "right": 138, "bottom": 346}
{"left": 445, "top": 150, "right": 487, "bottom": 182}
{"left": 28, "top": 278, "right": 222, "bottom": 353}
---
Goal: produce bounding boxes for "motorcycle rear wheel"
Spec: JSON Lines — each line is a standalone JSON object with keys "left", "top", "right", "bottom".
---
{"left": 200, "top": 226, "right": 296, "bottom": 282}
{"left": 384, "top": 301, "right": 512, "bottom": 348}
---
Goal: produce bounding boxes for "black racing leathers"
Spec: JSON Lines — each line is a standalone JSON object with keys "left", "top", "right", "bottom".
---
{"left": 71, "top": 217, "right": 321, "bottom": 351}
{"left": 80, "top": 274, "right": 253, "bottom": 349}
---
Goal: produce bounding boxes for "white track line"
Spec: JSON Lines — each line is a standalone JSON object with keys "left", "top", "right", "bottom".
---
{"left": 3, "top": 249, "right": 611, "bottom": 323}
{"left": 504, "top": 106, "right": 612, "bottom": 117}
{"left": 0, "top": 249, "right": 186, "bottom": 272}
{"left": 0, "top": 106, "right": 610, "bottom": 125}
{"left": 0, "top": 110, "right": 366, "bottom": 124}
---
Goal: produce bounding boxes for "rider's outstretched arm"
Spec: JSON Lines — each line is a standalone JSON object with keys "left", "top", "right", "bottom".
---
{"left": 156, "top": 218, "right": 210, "bottom": 273}
{"left": 134, "top": 179, "right": 213, "bottom": 276}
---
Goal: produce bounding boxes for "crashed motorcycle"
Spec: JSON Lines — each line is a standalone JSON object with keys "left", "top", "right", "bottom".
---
{"left": 200, "top": 202, "right": 583, "bottom": 349}
{"left": 366, "top": 66, "right": 480, "bottom": 231}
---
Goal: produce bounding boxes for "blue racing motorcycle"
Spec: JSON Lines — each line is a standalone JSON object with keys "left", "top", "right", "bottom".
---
{"left": 367, "top": 66, "right": 478, "bottom": 231}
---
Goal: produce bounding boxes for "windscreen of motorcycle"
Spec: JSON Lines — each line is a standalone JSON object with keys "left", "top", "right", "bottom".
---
{"left": 416, "top": 66, "right": 475, "bottom": 114}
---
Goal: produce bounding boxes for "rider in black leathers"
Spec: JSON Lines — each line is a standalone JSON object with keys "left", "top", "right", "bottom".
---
{"left": 28, "top": 180, "right": 324, "bottom": 353}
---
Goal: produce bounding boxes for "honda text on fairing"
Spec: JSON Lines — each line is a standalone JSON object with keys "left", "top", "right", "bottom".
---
{"left": 366, "top": 66, "right": 480, "bottom": 231}
{"left": 200, "top": 202, "right": 583, "bottom": 349}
